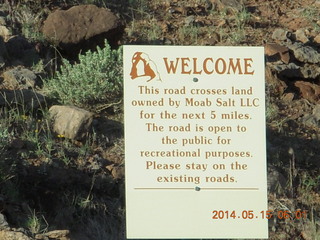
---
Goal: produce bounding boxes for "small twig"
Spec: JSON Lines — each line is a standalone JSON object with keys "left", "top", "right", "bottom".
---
{"left": 96, "top": 99, "right": 122, "bottom": 113}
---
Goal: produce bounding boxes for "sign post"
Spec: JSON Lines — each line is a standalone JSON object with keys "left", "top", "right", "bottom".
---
{"left": 124, "top": 46, "right": 268, "bottom": 239}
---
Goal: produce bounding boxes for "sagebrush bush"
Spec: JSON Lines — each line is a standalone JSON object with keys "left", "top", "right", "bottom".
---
{"left": 45, "top": 41, "right": 123, "bottom": 108}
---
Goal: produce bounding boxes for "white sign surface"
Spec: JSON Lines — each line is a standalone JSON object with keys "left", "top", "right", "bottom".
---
{"left": 124, "top": 46, "right": 268, "bottom": 239}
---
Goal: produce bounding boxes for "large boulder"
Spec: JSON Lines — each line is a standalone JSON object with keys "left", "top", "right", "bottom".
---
{"left": 42, "top": 5, "right": 123, "bottom": 57}
{"left": 49, "top": 105, "right": 94, "bottom": 140}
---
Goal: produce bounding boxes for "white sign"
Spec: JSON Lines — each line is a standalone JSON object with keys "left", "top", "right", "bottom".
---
{"left": 124, "top": 46, "right": 268, "bottom": 239}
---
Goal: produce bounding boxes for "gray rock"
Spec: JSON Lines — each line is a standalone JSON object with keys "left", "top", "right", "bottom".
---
{"left": 184, "top": 15, "right": 195, "bottom": 26}
{"left": 0, "top": 213, "right": 9, "bottom": 229}
{"left": 35, "top": 230, "right": 70, "bottom": 240}
{"left": 286, "top": 42, "right": 320, "bottom": 63}
{"left": 3, "top": 67, "right": 38, "bottom": 89}
{"left": 0, "top": 17, "right": 6, "bottom": 26}
{"left": 267, "top": 165, "right": 287, "bottom": 195}
{"left": 49, "top": 105, "right": 94, "bottom": 140}
{"left": 0, "top": 55, "right": 5, "bottom": 68}
{"left": 87, "top": 154, "right": 107, "bottom": 171}
{"left": 0, "top": 36, "right": 7, "bottom": 68}
{"left": 5, "top": 36, "right": 31, "bottom": 60}
{"left": 312, "top": 104, "right": 320, "bottom": 121}
{"left": 0, "top": 89, "right": 47, "bottom": 110}
{"left": 302, "top": 105, "right": 320, "bottom": 128}
{"left": 299, "top": 64, "right": 320, "bottom": 79}
{"left": 272, "top": 62, "right": 300, "bottom": 78}
{"left": 271, "top": 62, "right": 320, "bottom": 79}
{"left": 272, "top": 28, "right": 288, "bottom": 41}
{"left": 295, "top": 28, "right": 309, "bottom": 43}
{"left": 0, "top": 229, "right": 31, "bottom": 240}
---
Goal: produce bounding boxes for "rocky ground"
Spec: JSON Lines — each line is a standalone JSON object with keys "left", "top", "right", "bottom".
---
{"left": 0, "top": 0, "right": 319, "bottom": 239}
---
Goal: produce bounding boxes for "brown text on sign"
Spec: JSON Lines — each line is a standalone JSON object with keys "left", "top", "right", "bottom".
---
{"left": 163, "top": 57, "right": 255, "bottom": 75}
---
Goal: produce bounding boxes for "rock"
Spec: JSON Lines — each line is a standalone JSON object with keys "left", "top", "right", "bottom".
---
{"left": 314, "top": 34, "right": 320, "bottom": 44}
{"left": 295, "top": 29, "right": 309, "bottom": 43}
{"left": 106, "top": 164, "right": 124, "bottom": 180}
{"left": 3, "top": 36, "right": 40, "bottom": 67}
{"left": 265, "top": 43, "right": 290, "bottom": 64}
{"left": 302, "top": 105, "right": 320, "bottom": 128}
{"left": 294, "top": 81, "right": 320, "bottom": 103}
{"left": 0, "top": 89, "right": 47, "bottom": 110}
{"left": 0, "top": 36, "right": 7, "bottom": 68}
{"left": 272, "top": 28, "right": 288, "bottom": 41}
{"left": 210, "top": 0, "right": 244, "bottom": 13}
{"left": 87, "top": 154, "right": 107, "bottom": 171}
{"left": 207, "top": 32, "right": 221, "bottom": 45}
{"left": 42, "top": 5, "right": 122, "bottom": 56}
{"left": 286, "top": 42, "right": 320, "bottom": 63}
{"left": 3, "top": 67, "right": 38, "bottom": 90}
{"left": 0, "top": 213, "right": 9, "bottom": 229}
{"left": 111, "top": 165, "right": 124, "bottom": 180}
{"left": 299, "top": 64, "right": 320, "bottom": 79}
{"left": 35, "top": 230, "right": 70, "bottom": 240}
{"left": 265, "top": 65, "right": 287, "bottom": 95}
{"left": 0, "top": 229, "right": 31, "bottom": 240}
{"left": 5, "top": 36, "right": 31, "bottom": 60}
{"left": 0, "top": 17, "right": 6, "bottom": 26}
{"left": 310, "top": 105, "right": 320, "bottom": 121}
{"left": 9, "top": 139, "right": 25, "bottom": 150}
{"left": 19, "top": 48, "right": 41, "bottom": 68}
{"left": 49, "top": 105, "right": 94, "bottom": 140}
{"left": 281, "top": 92, "right": 295, "bottom": 103}
{"left": 272, "top": 62, "right": 300, "bottom": 78}
{"left": 0, "top": 26, "right": 10, "bottom": 41}
{"left": 267, "top": 166, "right": 287, "bottom": 195}
{"left": 184, "top": 15, "right": 195, "bottom": 26}
{"left": 301, "top": 218, "right": 320, "bottom": 240}
{"left": 272, "top": 62, "right": 320, "bottom": 80}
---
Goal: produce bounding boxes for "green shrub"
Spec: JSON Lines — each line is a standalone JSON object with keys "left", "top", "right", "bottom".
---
{"left": 0, "top": 127, "right": 10, "bottom": 151}
{"left": 44, "top": 41, "right": 123, "bottom": 109}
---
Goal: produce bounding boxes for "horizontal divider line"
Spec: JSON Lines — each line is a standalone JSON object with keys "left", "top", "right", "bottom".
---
{"left": 134, "top": 188, "right": 259, "bottom": 190}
